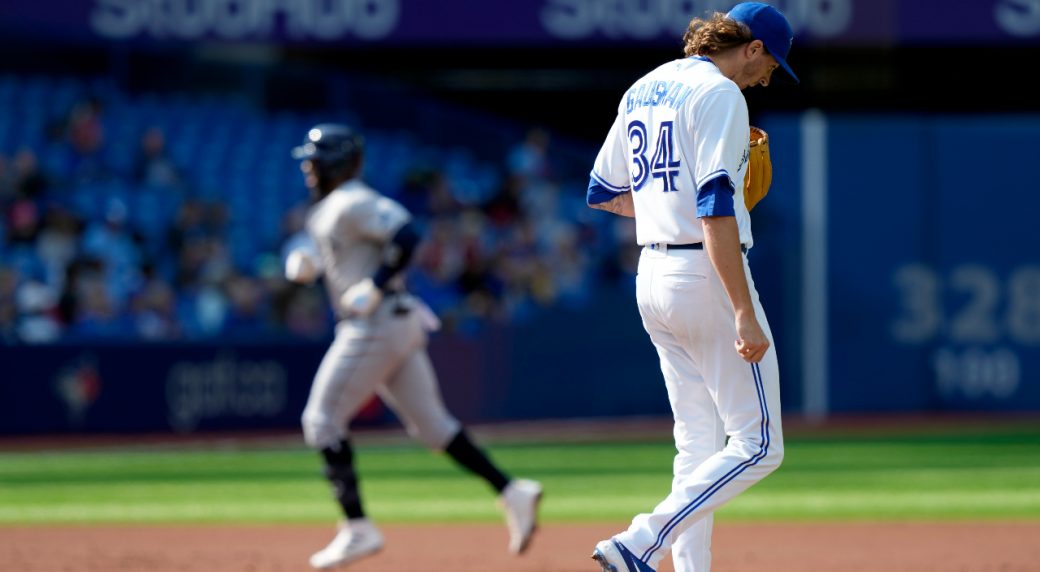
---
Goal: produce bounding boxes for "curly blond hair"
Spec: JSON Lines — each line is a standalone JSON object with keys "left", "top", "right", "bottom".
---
{"left": 682, "top": 12, "right": 754, "bottom": 57}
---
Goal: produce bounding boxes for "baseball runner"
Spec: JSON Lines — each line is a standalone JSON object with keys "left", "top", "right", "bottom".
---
{"left": 285, "top": 123, "right": 543, "bottom": 569}
{"left": 584, "top": 3, "right": 795, "bottom": 571}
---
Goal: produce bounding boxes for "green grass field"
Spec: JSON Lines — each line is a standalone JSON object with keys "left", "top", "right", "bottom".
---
{"left": 2, "top": 425, "right": 1039, "bottom": 525}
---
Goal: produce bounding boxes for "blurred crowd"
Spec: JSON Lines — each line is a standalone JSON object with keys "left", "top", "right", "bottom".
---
{"left": 0, "top": 78, "right": 638, "bottom": 344}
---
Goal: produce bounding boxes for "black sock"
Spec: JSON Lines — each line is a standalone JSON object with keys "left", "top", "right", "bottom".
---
{"left": 321, "top": 440, "right": 365, "bottom": 520}
{"left": 444, "top": 429, "right": 511, "bottom": 494}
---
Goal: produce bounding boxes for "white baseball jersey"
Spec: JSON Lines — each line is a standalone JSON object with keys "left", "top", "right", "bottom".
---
{"left": 305, "top": 179, "right": 411, "bottom": 320}
{"left": 590, "top": 56, "right": 755, "bottom": 248}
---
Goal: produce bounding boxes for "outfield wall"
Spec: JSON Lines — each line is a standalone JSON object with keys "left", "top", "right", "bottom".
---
{"left": 758, "top": 112, "right": 1040, "bottom": 416}
{"left": 0, "top": 288, "right": 667, "bottom": 436}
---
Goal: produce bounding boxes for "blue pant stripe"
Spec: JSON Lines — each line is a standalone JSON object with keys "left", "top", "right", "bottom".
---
{"left": 640, "top": 363, "right": 769, "bottom": 563}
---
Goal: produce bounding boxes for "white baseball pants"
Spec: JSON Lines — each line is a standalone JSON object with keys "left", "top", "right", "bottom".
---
{"left": 301, "top": 296, "right": 460, "bottom": 451}
{"left": 617, "top": 246, "right": 784, "bottom": 571}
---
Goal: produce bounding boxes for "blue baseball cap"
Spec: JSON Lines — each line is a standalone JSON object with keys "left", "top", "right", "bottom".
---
{"left": 726, "top": 2, "right": 798, "bottom": 83}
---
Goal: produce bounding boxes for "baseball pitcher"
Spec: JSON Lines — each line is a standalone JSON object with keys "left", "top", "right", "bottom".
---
{"left": 585, "top": 3, "right": 796, "bottom": 571}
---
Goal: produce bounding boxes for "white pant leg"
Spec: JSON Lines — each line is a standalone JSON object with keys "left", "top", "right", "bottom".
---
{"left": 671, "top": 514, "right": 713, "bottom": 572}
{"left": 617, "top": 248, "right": 784, "bottom": 571}
{"left": 670, "top": 388, "right": 726, "bottom": 572}
{"left": 641, "top": 299, "right": 726, "bottom": 572}
{"left": 301, "top": 307, "right": 418, "bottom": 449}
{"left": 378, "top": 341, "right": 461, "bottom": 451}
{"left": 633, "top": 259, "right": 727, "bottom": 572}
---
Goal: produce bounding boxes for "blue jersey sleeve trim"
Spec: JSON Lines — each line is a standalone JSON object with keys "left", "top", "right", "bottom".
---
{"left": 696, "top": 174, "right": 736, "bottom": 218}
{"left": 590, "top": 171, "right": 630, "bottom": 192}
{"left": 695, "top": 168, "right": 729, "bottom": 189}
{"left": 588, "top": 179, "right": 623, "bottom": 206}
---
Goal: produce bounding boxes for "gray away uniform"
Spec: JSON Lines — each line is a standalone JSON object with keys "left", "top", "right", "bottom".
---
{"left": 300, "top": 179, "right": 460, "bottom": 451}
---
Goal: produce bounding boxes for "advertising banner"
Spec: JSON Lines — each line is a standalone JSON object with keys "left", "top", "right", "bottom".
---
{"left": 2, "top": 0, "right": 1038, "bottom": 47}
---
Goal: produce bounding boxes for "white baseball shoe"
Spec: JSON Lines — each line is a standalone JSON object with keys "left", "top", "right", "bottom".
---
{"left": 591, "top": 538, "right": 656, "bottom": 572}
{"left": 309, "top": 518, "right": 384, "bottom": 569}
{"left": 499, "top": 478, "right": 543, "bottom": 554}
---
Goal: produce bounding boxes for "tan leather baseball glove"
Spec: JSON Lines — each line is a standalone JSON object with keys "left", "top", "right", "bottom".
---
{"left": 744, "top": 125, "right": 772, "bottom": 211}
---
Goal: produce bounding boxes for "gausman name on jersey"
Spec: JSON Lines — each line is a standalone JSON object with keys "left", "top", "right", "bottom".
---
{"left": 625, "top": 80, "right": 692, "bottom": 113}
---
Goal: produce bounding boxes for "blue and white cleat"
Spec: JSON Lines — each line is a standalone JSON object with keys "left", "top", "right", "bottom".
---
{"left": 591, "top": 539, "right": 656, "bottom": 572}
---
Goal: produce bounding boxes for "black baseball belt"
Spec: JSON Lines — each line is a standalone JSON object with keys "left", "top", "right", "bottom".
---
{"left": 647, "top": 242, "right": 748, "bottom": 254}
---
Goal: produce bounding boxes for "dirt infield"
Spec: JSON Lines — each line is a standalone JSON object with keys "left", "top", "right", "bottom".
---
{"left": 2, "top": 521, "right": 1039, "bottom": 572}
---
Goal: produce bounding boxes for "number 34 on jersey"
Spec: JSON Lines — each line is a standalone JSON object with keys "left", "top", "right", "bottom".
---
{"left": 629, "top": 120, "right": 682, "bottom": 192}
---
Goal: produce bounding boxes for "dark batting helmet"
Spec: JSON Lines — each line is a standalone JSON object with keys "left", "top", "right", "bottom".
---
{"left": 291, "top": 123, "right": 364, "bottom": 182}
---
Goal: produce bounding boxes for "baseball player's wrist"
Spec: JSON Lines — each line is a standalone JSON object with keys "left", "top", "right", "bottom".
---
{"left": 285, "top": 249, "right": 320, "bottom": 284}
{"left": 340, "top": 278, "right": 383, "bottom": 318}
{"left": 734, "top": 306, "right": 759, "bottom": 322}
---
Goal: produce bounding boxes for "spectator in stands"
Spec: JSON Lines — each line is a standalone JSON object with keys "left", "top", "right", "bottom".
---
{"left": 35, "top": 205, "right": 82, "bottom": 291}
{"left": 80, "top": 197, "right": 143, "bottom": 307}
{"left": 3, "top": 151, "right": 49, "bottom": 256}
{"left": 10, "top": 149, "right": 49, "bottom": 200}
{"left": 57, "top": 256, "right": 96, "bottom": 327}
{"left": 494, "top": 218, "right": 545, "bottom": 321}
{"left": 407, "top": 217, "right": 465, "bottom": 317}
{"left": 65, "top": 270, "right": 127, "bottom": 338}
{"left": 173, "top": 233, "right": 209, "bottom": 289}
{"left": 396, "top": 168, "right": 440, "bottom": 222}
{"left": 170, "top": 230, "right": 236, "bottom": 337}
{"left": 426, "top": 169, "right": 463, "bottom": 219}
{"left": 220, "top": 273, "right": 271, "bottom": 336}
{"left": 14, "top": 278, "right": 62, "bottom": 343}
{"left": 66, "top": 95, "right": 110, "bottom": 183}
{"left": 0, "top": 296, "right": 15, "bottom": 343}
{"left": 544, "top": 224, "right": 592, "bottom": 308}
{"left": 0, "top": 154, "right": 11, "bottom": 203}
{"left": 134, "top": 126, "right": 186, "bottom": 191}
{"left": 130, "top": 265, "right": 181, "bottom": 340}
{"left": 0, "top": 265, "right": 19, "bottom": 342}
{"left": 280, "top": 286, "right": 332, "bottom": 339}
{"left": 484, "top": 173, "right": 524, "bottom": 229}
{"left": 454, "top": 209, "right": 502, "bottom": 302}
{"left": 176, "top": 279, "right": 228, "bottom": 338}
{"left": 507, "top": 127, "right": 553, "bottom": 182}
{"left": 169, "top": 199, "right": 206, "bottom": 243}
{"left": 5, "top": 196, "right": 41, "bottom": 247}
{"left": 170, "top": 201, "right": 232, "bottom": 291}
{"left": 255, "top": 251, "right": 307, "bottom": 334}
